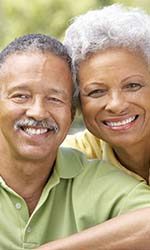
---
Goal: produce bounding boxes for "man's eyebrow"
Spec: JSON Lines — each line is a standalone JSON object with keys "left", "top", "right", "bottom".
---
{"left": 5, "top": 85, "right": 30, "bottom": 92}
{"left": 5, "top": 85, "right": 66, "bottom": 93}
{"left": 48, "top": 88, "right": 69, "bottom": 97}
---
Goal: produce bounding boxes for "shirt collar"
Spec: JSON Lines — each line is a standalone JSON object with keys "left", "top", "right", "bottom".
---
{"left": 55, "top": 147, "right": 84, "bottom": 179}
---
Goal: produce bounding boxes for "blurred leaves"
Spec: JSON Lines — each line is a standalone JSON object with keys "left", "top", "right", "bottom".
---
{"left": 0, "top": 0, "right": 102, "bottom": 48}
{"left": 0, "top": 0, "right": 149, "bottom": 49}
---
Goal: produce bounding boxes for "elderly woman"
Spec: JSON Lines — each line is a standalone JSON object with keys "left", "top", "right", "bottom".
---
{"left": 36, "top": 5, "right": 150, "bottom": 250}
{"left": 64, "top": 4, "right": 150, "bottom": 183}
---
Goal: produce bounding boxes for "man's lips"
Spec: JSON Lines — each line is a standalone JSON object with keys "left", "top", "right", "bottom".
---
{"left": 14, "top": 118, "right": 59, "bottom": 135}
{"left": 103, "top": 115, "right": 138, "bottom": 128}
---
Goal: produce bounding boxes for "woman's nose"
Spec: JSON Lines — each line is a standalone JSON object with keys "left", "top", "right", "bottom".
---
{"left": 105, "top": 92, "right": 128, "bottom": 114}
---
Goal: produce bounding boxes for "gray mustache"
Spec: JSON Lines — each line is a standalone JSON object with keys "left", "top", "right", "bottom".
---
{"left": 14, "top": 118, "right": 59, "bottom": 133}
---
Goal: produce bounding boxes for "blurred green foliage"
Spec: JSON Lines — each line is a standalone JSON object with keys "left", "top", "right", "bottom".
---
{"left": 0, "top": 0, "right": 149, "bottom": 50}
{"left": 0, "top": 0, "right": 113, "bottom": 49}
{"left": 0, "top": 0, "right": 149, "bottom": 133}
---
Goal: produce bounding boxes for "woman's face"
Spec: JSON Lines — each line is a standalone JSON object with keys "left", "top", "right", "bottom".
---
{"left": 79, "top": 48, "right": 150, "bottom": 147}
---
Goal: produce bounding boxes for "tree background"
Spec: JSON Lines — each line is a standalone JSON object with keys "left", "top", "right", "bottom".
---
{"left": 0, "top": 0, "right": 150, "bottom": 49}
{"left": 0, "top": 0, "right": 149, "bottom": 132}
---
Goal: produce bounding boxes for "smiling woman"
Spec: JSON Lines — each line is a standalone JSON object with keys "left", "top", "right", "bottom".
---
{"left": 79, "top": 48, "right": 150, "bottom": 153}
{"left": 64, "top": 4, "right": 150, "bottom": 182}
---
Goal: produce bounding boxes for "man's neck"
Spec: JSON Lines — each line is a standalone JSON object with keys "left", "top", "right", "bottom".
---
{"left": 0, "top": 154, "right": 56, "bottom": 214}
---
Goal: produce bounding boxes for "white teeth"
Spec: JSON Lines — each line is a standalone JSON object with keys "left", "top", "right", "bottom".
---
{"left": 28, "top": 120, "right": 34, "bottom": 126}
{"left": 24, "top": 128, "right": 48, "bottom": 135}
{"left": 106, "top": 116, "right": 136, "bottom": 127}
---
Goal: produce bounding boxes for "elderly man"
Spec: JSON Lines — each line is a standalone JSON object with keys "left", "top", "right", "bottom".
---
{"left": 1, "top": 34, "right": 150, "bottom": 250}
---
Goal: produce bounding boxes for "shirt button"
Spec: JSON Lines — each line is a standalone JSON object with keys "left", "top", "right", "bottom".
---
{"left": 27, "top": 227, "right": 32, "bottom": 233}
{"left": 15, "top": 203, "right": 22, "bottom": 209}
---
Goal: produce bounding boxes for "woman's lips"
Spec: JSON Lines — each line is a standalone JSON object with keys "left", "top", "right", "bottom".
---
{"left": 103, "top": 115, "right": 138, "bottom": 130}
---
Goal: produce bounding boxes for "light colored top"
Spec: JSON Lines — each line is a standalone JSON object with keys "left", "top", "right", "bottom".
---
{"left": 1, "top": 147, "right": 150, "bottom": 249}
{"left": 63, "top": 129, "right": 142, "bottom": 180}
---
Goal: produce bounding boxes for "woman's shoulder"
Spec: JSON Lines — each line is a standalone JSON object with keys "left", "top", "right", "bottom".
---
{"left": 62, "top": 129, "right": 102, "bottom": 159}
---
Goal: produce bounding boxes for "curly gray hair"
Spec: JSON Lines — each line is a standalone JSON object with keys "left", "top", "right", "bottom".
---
{"left": 64, "top": 4, "right": 150, "bottom": 85}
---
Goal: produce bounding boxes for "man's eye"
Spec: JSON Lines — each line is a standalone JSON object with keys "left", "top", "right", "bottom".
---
{"left": 87, "top": 89, "right": 107, "bottom": 98}
{"left": 47, "top": 96, "right": 63, "bottom": 103}
{"left": 11, "top": 94, "right": 30, "bottom": 102}
{"left": 124, "top": 83, "right": 143, "bottom": 91}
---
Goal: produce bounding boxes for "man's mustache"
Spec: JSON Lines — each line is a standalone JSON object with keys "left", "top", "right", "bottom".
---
{"left": 14, "top": 118, "right": 59, "bottom": 133}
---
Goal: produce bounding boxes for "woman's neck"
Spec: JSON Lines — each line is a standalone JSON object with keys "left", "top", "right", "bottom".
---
{"left": 113, "top": 143, "right": 150, "bottom": 183}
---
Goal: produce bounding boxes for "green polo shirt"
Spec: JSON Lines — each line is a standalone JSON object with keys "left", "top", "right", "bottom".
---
{"left": 0, "top": 147, "right": 150, "bottom": 250}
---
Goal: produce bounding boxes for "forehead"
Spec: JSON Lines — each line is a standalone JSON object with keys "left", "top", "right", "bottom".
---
{"left": 0, "top": 51, "right": 72, "bottom": 85}
{"left": 0, "top": 51, "right": 73, "bottom": 95}
{"left": 78, "top": 48, "right": 150, "bottom": 84}
{"left": 80, "top": 48, "right": 148, "bottom": 72}
{"left": 0, "top": 51, "right": 70, "bottom": 74}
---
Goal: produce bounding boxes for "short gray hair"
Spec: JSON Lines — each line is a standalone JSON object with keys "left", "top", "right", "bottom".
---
{"left": 0, "top": 33, "right": 72, "bottom": 68}
{"left": 64, "top": 4, "right": 150, "bottom": 81}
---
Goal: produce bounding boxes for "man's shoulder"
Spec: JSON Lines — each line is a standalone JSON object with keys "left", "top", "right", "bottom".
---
{"left": 58, "top": 146, "right": 88, "bottom": 166}
{"left": 57, "top": 147, "right": 150, "bottom": 219}
{"left": 63, "top": 148, "right": 149, "bottom": 221}
{"left": 58, "top": 146, "right": 111, "bottom": 173}
{"left": 58, "top": 147, "right": 141, "bottom": 187}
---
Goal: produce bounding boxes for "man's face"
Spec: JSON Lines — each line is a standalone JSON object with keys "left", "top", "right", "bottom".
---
{"left": 0, "top": 51, "right": 73, "bottom": 161}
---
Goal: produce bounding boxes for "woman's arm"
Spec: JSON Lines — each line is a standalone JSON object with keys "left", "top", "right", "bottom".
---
{"left": 36, "top": 208, "right": 150, "bottom": 250}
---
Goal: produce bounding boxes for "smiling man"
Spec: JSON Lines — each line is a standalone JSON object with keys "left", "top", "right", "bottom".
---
{"left": 1, "top": 34, "right": 150, "bottom": 250}
{"left": 0, "top": 34, "right": 74, "bottom": 249}
{"left": 0, "top": 45, "right": 72, "bottom": 166}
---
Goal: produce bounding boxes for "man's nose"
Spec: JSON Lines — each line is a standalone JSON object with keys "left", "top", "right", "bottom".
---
{"left": 105, "top": 92, "right": 128, "bottom": 114}
{"left": 26, "top": 99, "right": 49, "bottom": 121}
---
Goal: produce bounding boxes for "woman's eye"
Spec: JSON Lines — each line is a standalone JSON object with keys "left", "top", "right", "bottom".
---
{"left": 87, "top": 89, "right": 107, "bottom": 98}
{"left": 124, "top": 83, "right": 143, "bottom": 91}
